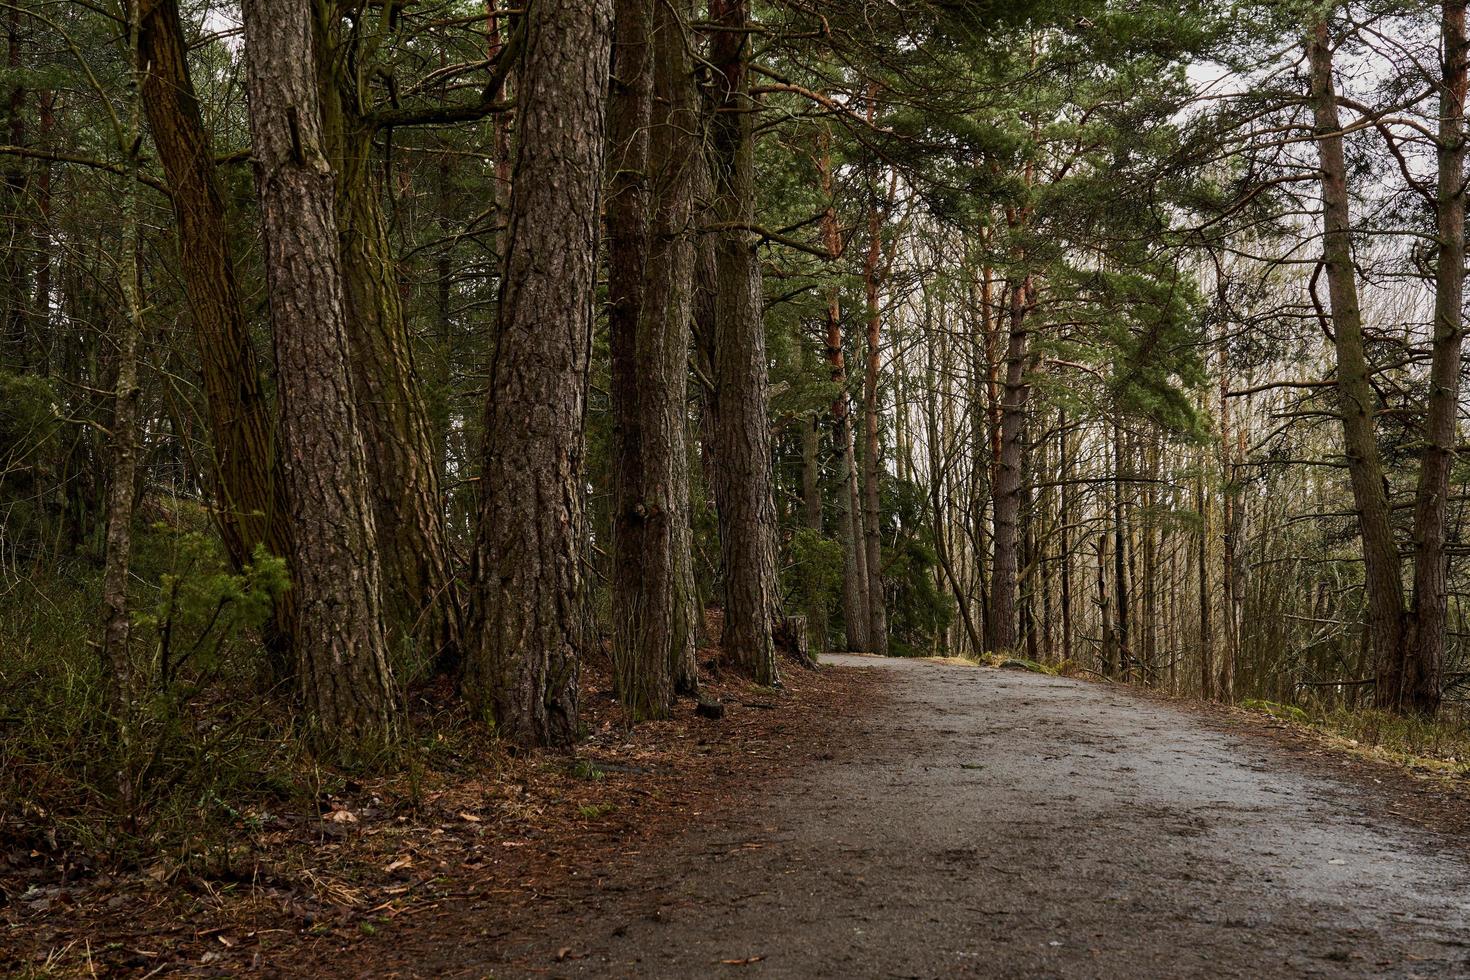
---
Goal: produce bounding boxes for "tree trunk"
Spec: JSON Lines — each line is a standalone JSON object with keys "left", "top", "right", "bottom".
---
{"left": 315, "top": 18, "right": 461, "bottom": 668}
{"left": 861, "top": 188, "right": 890, "bottom": 654}
{"left": 31, "top": 87, "right": 51, "bottom": 374}
{"left": 1059, "top": 408, "right": 1073, "bottom": 662}
{"left": 1, "top": 7, "right": 27, "bottom": 370}
{"left": 241, "top": 0, "right": 398, "bottom": 746}
{"left": 1406, "top": 0, "right": 1468, "bottom": 715}
{"left": 1113, "top": 415, "right": 1130, "bottom": 681}
{"left": 608, "top": 0, "right": 700, "bottom": 717}
{"left": 706, "top": 0, "right": 778, "bottom": 685}
{"left": 820, "top": 130, "right": 870, "bottom": 652}
{"left": 1307, "top": 20, "right": 1409, "bottom": 707}
{"left": 466, "top": 0, "right": 612, "bottom": 745}
{"left": 138, "top": 0, "right": 290, "bottom": 576}
{"left": 1196, "top": 460, "right": 1214, "bottom": 699}
{"left": 103, "top": 2, "right": 144, "bottom": 714}
{"left": 987, "top": 279, "right": 1030, "bottom": 653}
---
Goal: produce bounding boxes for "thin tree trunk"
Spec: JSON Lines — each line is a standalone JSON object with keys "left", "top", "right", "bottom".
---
{"left": 1, "top": 7, "right": 26, "bottom": 369}
{"left": 988, "top": 279, "right": 1030, "bottom": 653}
{"left": 466, "top": 0, "right": 612, "bottom": 745}
{"left": 1197, "top": 459, "right": 1214, "bottom": 699}
{"left": 1059, "top": 408, "right": 1073, "bottom": 662}
{"left": 818, "top": 125, "right": 869, "bottom": 652}
{"left": 103, "top": 0, "right": 144, "bottom": 711}
{"left": 861, "top": 180, "right": 889, "bottom": 654}
{"left": 241, "top": 0, "right": 398, "bottom": 745}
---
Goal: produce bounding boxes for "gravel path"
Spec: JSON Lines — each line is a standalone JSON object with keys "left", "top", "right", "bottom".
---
{"left": 464, "top": 655, "right": 1470, "bottom": 978}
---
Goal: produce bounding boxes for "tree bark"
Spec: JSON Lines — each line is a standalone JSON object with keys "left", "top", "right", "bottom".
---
{"left": 706, "top": 0, "right": 778, "bottom": 684}
{"left": 608, "top": 0, "right": 700, "bottom": 717}
{"left": 861, "top": 183, "right": 890, "bottom": 655}
{"left": 314, "top": 13, "right": 462, "bottom": 668}
{"left": 819, "top": 128, "right": 870, "bottom": 652}
{"left": 466, "top": 0, "right": 612, "bottom": 745}
{"left": 1307, "top": 20, "right": 1409, "bottom": 707}
{"left": 137, "top": 0, "right": 288, "bottom": 576}
{"left": 241, "top": 0, "right": 398, "bottom": 746}
{"left": 1405, "top": 0, "right": 1468, "bottom": 715}
{"left": 1196, "top": 458, "right": 1214, "bottom": 699}
{"left": 987, "top": 278, "right": 1030, "bottom": 653}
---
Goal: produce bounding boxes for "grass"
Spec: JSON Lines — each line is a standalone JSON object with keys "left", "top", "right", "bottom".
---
{"left": 1285, "top": 702, "right": 1470, "bottom": 775}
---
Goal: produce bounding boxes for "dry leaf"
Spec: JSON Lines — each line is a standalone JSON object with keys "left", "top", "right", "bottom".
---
{"left": 384, "top": 856, "right": 413, "bottom": 872}
{"left": 720, "top": 956, "right": 766, "bottom": 965}
{"left": 325, "top": 809, "right": 358, "bottom": 824}
{"left": 458, "top": 811, "right": 483, "bottom": 823}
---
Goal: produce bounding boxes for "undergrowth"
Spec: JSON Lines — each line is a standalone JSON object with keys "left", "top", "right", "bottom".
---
{"left": 0, "top": 517, "right": 435, "bottom": 877}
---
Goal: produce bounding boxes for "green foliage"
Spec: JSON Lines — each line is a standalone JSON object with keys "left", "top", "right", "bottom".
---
{"left": 0, "top": 526, "right": 302, "bottom": 866}
{"left": 782, "top": 526, "right": 845, "bottom": 631}
{"left": 0, "top": 369, "right": 59, "bottom": 487}
{"left": 882, "top": 479, "right": 955, "bottom": 657}
{"left": 133, "top": 534, "right": 289, "bottom": 685}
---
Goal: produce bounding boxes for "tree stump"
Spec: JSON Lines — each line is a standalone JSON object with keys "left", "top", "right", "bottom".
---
{"left": 774, "top": 613, "right": 815, "bottom": 667}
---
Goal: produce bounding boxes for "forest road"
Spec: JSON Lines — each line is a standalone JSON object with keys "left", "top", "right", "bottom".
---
{"left": 485, "top": 655, "right": 1470, "bottom": 979}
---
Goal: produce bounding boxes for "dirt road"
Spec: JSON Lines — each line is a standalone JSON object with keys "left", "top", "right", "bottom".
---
{"left": 428, "top": 655, "right": 1470, "bottom": 978}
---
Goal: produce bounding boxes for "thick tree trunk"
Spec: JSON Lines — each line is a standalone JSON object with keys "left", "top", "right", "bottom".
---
{"left": 241, "top": 0, "right": 398, "bottom": 746}
{"left": 607, "top": 0, "right": 700, "bottom": 717}
{"left": 706, "top": 0, "right": 778, "bottom": 685}
{"left": 1307, "top": 21, "right": 1409, "bottom": 707}
{"left": 653, "top": 0, "right": 702, "bottom": 697}
{"left": 1406, "top": 0, "right": 1468, "bottom": 715}
{"left": 314, "top": 19, "right": 461, "bottom": 668}
{"left": 138, "top": 0, "right": 288, "bottom": 574}
{"left": 466, "top": 0, "right": 612, "bottom": 745}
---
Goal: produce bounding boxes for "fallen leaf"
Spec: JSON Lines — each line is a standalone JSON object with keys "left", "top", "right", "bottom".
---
{"left": 720, "top": 956, "right": 766, "bottom": 965}
{"left": 458, "top": 812, "right": 483, "bottom": 823}
{"left": 325, "top": 809, "right": 357, "bottom": 824}
{"left": 384, "top": 856, "right": 413, "bottom": 873}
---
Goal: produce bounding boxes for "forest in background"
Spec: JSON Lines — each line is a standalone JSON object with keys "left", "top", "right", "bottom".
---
{"left": 2, "top": 0, "right": 1469, "bottom": 859}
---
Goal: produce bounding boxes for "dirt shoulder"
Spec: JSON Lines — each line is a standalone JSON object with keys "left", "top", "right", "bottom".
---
{"left": 1, "top": 661, "right": 884, "bottom": 978}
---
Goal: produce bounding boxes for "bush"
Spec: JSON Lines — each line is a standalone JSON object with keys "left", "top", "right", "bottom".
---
{"left": 0, "top": 523, "right": 305, "bottom": 870}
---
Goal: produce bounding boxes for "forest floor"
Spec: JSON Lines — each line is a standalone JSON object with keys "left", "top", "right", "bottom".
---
{"left": 10, "top": 655, "right": 1470, "bottom": 978}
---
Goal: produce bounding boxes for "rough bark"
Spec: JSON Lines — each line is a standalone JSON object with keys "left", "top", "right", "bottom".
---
{"left": 706, "top": 0, "right": 778, "bottom": 685}
{"left": 240, "top": 0, "right": 398, "bottom": 745}
{"left": 820, "top": 129, "right": 870, "bottom": 652}
{"left": 1307, "top": 20, "right": 1409, "bottom": 707}
{"left": 608, "top": 0, "right": 700, "bottom": 717}
{"left": 987, "top": 279, "right": 1030, "bottom": 653}
{"left": 466, "top": 0, "right": 612, "bottom": 746}
{"left": 1405, "top": 0, "right": 1468, "bottom": 715}
{"left": 860, "top": 187, "right": 890, "bottom": 655}
{"left": 137, "top": 0, "right": 288, "bottom": 574}
{"left": 314, "top": 14, "right": 462, "bottom": 668}
{"left": 1196, "top": 459, "right": 1214, "bottom": 699}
